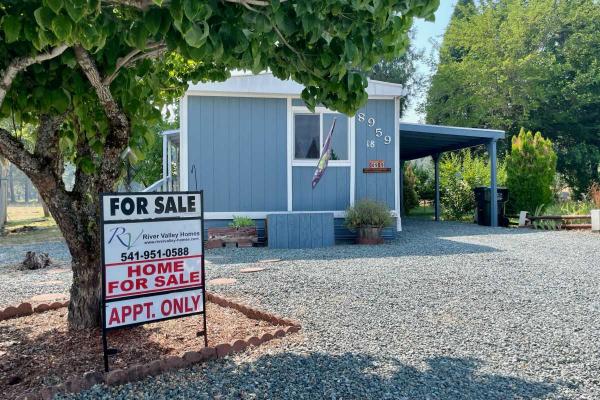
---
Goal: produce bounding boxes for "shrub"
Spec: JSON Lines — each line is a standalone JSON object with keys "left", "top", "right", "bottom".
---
{"left": 439, "top": 149, "right": 507, "bottom": 220}
{"left": 403, "top": 164, "right": 419, "bottom": 214}
{"left": 229, "top": 216, "right": 255, "bottom": 228}
{"left": 345, "top": 199, "right": 393, "bottom": 230}
{"left": 506, "top": 128, "right": 557, "bottom": 213}
{"left": 589, "top": 182, "right": 600, "bottom": 208}
{"left": 413, "top": 163, "right": 435, "bottom": 202}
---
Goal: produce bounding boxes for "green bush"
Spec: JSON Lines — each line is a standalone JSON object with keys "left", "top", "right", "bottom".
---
{"left": 413, "top": 163, "right": 435, "bottom": 202}
{"left": 506, "top": 128, "right": 557, "bottom": 213}
{"left": 440, "top": 149, "right": 507, "bottom": 220}
{"left": 403, "top": 164, "right": 419, "bottom": 215}
{"left": 345, "top": 199, "right": 393, "bottom": 230}
{"left": 229, "top": 215, "right": 255, "bottom": 228}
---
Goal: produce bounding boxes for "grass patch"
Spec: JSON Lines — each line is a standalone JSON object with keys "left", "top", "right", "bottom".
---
{"left": 2, "top": 205, "right": 63, "bottom": 245}
{"left": 408, "top": 205, "right": 435, "bottom": 219}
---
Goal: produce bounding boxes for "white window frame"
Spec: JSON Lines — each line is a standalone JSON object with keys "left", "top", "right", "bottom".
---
{"left": 291, "top": 105, "right": 351, "bottom": 167}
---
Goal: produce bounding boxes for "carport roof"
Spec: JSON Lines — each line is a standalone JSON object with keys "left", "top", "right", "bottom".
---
{"left": 400, "top": 122, "right": 505, "bottom": 161}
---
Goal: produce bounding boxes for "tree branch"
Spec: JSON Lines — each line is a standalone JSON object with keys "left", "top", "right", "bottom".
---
{"left": 0, "top": 129, "right": 44, "bottom": 178}
{"left": 103, "top": 42, "right": 167, "bottom": 86}
{"left": 74, "top": 45, "right": 130, "bottom": 192}
{"left": 0, "top": 45, "right": 68, "bottom": 108}
{"left": 34, "top": 114, "right": 67, "bottom": 178}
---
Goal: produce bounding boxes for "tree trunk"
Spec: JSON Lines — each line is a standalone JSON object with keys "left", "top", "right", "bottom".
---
{"left": 68, "top": 252, "right": 102, "bottom": 329}
{"left": 41, "top": 200, "right": 50, "bottom": 217}
{"left": 0, "top": 157, "right": 8, "bottom": 228}
{"left": 24, "top": 179, "right": 30, "bottom": 204}
{"left": 8, "top": 164, "right": 15, "bottom": 203}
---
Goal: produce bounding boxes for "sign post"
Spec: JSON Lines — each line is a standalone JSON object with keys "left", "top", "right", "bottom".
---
{"left": 100, "top": 191, "right": 207, "bottom": 372}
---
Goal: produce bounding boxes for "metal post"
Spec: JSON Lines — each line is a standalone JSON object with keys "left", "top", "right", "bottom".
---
{"left": 399, "top": 160, "right": 405, "bottom": 216}
{"left": 488, "top": 139, "right": 498, "bottom": 227}
{"left": 434, "top": 153, "right": 440, "bottom": 221}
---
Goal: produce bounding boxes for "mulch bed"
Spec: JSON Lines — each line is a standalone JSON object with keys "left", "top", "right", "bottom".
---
{"left": 0, "top": 302, "right": 283, "bottom": 399}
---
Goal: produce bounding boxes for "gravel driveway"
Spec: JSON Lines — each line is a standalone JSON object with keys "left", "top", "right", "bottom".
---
{"left": 29, "top": 220, "right": 600, "bottom": 398}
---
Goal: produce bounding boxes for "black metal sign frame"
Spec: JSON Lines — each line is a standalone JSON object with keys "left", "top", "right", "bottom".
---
{"left": 100, "top": 191, "right": 207, "bottom": 372}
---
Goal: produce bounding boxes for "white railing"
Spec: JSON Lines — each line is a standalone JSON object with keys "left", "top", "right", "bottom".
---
{"left": 143, "top": 175, "right": 177, "bottom": 192}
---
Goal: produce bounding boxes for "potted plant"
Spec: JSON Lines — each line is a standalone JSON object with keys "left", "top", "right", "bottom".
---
{"left": 345, "top": 199, "right": 393, "bottom": 244}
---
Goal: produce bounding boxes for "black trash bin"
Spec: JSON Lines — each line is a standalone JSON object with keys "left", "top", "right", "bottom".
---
{"left": 473, "top": 187, "right": 509, "bottom": 227}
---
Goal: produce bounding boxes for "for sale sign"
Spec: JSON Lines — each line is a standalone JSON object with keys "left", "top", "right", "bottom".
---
{"left": 100, "top": 191, "right": 207, "bottom": 370}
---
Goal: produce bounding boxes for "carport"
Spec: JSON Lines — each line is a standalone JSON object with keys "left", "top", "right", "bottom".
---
{"left": 399, "top": 122, "right": 505, "bottom": 226}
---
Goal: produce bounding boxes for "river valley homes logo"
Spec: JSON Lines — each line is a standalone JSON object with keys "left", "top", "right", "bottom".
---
{"left": 108, "top": 227, "right": 144, "bottom": 250}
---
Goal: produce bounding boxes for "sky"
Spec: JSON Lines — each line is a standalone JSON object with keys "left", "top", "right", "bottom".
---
{"left": 402, "top": 1, "right": 456, "bottom": 123}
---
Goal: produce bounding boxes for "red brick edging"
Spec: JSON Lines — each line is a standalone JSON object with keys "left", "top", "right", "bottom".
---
{"left": 1, "top": 293, "right": 301, "bottom": 400}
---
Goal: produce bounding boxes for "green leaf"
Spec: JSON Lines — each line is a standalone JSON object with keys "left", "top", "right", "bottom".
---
{"left": 50, "top": 89, "right": 70, "bottom": 113}
{"left": 183, "top": 0, "right": 211, "bottom": 21}
{"left": 79, "top": 157, "right": 96, "bottom": 174}
{"left": 44, "top": 0, "right": 64, "bottom": 14}
{"left": 127, "top": 22, "right": 148, "bottom": 50}
{"left": 64, "top": 0, "right": 86, "bottom": 22}
{"left": 2, "top": 15, "right": 22, "bottom": 43}
{"left": 51, "top": 15, "right": 73, "bottom": 40}
{"left": 184, "top": 22, "right": 209, "bottom": 48}
{"left": 145, "top": 8, "right": 162, "bottom": 36}
{"left": 34, "top": 7, "right": 55, "bottom": 29}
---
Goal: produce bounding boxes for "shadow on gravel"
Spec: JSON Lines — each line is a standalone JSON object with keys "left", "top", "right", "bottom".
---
{"left": 205, "top": 237, "right": 500, "bottom": 265}
{"left": 91, "top": 351, "right": 560, "bottom": 399}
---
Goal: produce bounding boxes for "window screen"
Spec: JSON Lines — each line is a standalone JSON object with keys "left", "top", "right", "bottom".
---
{"left": 294, "top": 114, "right": 320, "bottom": 159}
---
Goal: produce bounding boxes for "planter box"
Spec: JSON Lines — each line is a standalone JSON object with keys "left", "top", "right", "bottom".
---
{"left": 207, "top": 227, "right": 258, "bottom": 248}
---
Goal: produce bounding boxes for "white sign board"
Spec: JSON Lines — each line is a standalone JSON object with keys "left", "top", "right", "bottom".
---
{"left": 101, "top": 192, "right": 205, "bottom": 330}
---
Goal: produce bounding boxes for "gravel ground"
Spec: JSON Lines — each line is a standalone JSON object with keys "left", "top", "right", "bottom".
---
{"left": 11, "top": 219, "right": 600, "bottom": 399}
{"left": 0, "top": 239, "right": 71, "bottom": 307}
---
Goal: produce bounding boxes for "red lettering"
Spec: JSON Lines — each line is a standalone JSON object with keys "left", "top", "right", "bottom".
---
{"left": 157, "top": 261, "right": 172, "bottom": 274}
{"left": 173, "top": 260, "right": 184, "bottom": 272}
{"left": 155, "top": 275, "right": 165, "bottom": 287}
{"left": 109, "top": 308, "right": 121, "bottom": 325}
{"left": 190, "top": 271, "right": 200, "bottom": 283}
{"left": 191, "top": 295, "right": 201, "bottom": 311}
{"left": 127, "top": 264, "right": 142, "bottom": 278}
{"left": 144, "top": 302, "right": 153, "bottom": 318}
{"left": 107, "top": 281, "right": 119, "bottom": 294}
{"left": 173, "top": 298, "right": 184, "bottom": 314}
{"left": 161, "top": 299, "right": 172, "bottom": 316}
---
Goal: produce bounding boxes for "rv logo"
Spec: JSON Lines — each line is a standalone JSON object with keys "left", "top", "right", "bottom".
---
{"left": 108, "top": 227, "right": 144, "bottom": 250}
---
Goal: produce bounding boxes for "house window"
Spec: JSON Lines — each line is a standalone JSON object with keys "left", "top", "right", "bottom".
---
{"left": 294, "top": 114, "right": 320, "bottom": 159}
{"left": 293, "top": 111, "right": 349, "bottom": 162}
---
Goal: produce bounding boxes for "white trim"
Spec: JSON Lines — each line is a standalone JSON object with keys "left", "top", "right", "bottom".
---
{"left": 290, "top": 108, "right": 351, "bottom": 163}
{"left": 394, "top": 97, "right": 402, "bottom": 232}
{"left": 292, "top": 160, "right": 351, "bottom": 167}
{"left": 186, "top": 90, "right": 289, "bottom": 99}
{"left": 162, "top": 134, "right": 168, "bottom": 180}
{"left": 204, "top": 210, "right": 399, "bottom": 220}
{"left": 349, "top": 115, "right": 356, "bottom": 206}
{"left": 179, "top": 94, "right": 189, "bottom": 191}
{"left": 286, "top": 97, "right": 293, "bottom": 212}
{"left": 186, "top": 73, "right": 405, "bottom": 98}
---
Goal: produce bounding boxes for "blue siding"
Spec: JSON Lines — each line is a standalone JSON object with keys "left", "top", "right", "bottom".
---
{"left": 203, "top": 217, "right": 395, "bottom": 244}
{"left": 354, "top": 99, "right": 396, "bottom": 210}
{"left": 188, "top": 96, "right": 287, "bottom": 212}
{"left": 292, "top": 167, "right": 350, "bottom": 211}
{"left": 267, "top": 213, "right": 335, "bottom": 248}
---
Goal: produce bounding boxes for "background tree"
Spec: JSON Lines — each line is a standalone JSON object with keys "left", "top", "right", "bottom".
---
{"left": 369, "top": 31, "right": 426, "bottom": 116}
{"left": 506, "top": 128, "right": 557, "bottom": 213}
{"left": 424, "top": 0, "right": 600, "bottom": 196}
{"left": 0, "top": 0, "right": 440, "bottom": 328}
{"left": 402, "top": 163, "right": 419, "bottom": 214}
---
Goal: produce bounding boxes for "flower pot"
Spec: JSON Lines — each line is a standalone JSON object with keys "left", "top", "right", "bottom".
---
{"left": 356, "top": 226, "right": 384, "bottom": 245}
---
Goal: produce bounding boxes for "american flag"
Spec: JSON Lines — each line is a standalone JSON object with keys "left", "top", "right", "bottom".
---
{"left": 311, "top": 118, "right": 337, "bottom": 189}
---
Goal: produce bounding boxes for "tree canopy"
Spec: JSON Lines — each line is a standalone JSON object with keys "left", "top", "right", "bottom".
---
{"left": 0, "top": 0, "right": 439, "bottom": 328}
{"left": 424, "top": 0, "right": 600, "bottom": 195}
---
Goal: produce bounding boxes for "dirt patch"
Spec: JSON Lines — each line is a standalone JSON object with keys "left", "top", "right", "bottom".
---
{"left": 0, "top": 302, "right": 281, "bottom": 399}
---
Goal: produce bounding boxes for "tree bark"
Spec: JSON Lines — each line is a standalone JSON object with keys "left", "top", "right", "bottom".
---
{"left": 0, "top": 157, "right": 8, "bottom": 227}
{"left": 8, "top": 163, "right": 15, "bottom": 203}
